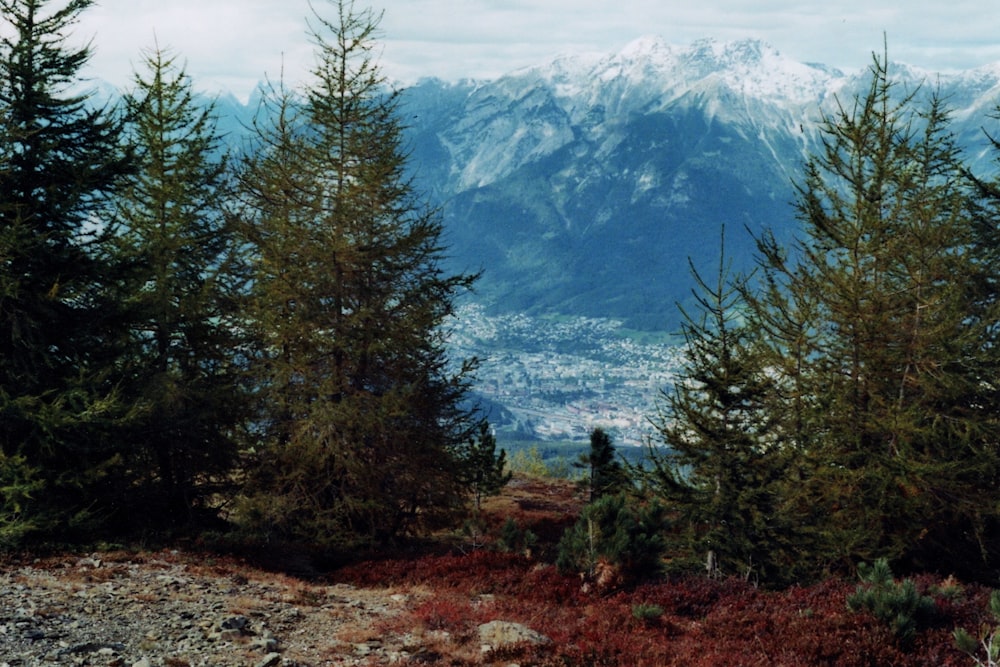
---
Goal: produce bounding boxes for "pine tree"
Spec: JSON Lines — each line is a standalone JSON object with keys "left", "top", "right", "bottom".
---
{"left": 112, "top": 43, "right": 243, "bottom": 526}
{"left": 752, "top": 51, "right": 1000, "bottom": 573}
{"left": 576, "top": 427, "right": 627, "bottom": 502}
{"left": 461, "top": 421, "right": 512, "bottom": 512}
{"left": 640, "top": 233, "right": 790, "bottom": 582}
{"left": 0, "top": 0, "right": 134, "bottom": 543}
{"left": 233, "top": 0, "right": 479, "bottom": 549}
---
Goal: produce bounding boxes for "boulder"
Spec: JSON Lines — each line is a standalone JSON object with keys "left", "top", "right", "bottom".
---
{"left": 477, "top": 620, "right": 550, "bottom": 652}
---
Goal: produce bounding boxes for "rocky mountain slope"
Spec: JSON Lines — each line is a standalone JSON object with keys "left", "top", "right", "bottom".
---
{"left": 400, "top": 37, "right": 1000, "bottom": 329}
{"left": 0, "top": 476, "right": 580, "bottom": 667}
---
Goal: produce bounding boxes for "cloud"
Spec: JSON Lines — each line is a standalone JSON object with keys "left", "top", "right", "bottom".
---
{"left": 57, "top": 0, "right": 1000, "bottom": 100}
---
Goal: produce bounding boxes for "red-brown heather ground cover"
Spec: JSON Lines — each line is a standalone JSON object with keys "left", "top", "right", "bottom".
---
{"left": 333, "top": 476, "right": 997, "bottom": 666}
{"left": 8, "top": 475, "right": 992, "bottom": 665}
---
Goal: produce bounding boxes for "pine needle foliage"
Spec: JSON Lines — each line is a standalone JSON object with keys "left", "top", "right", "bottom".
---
{"left": 556, "top": 493, "right": 669, "bottom": 584}
{"left": 112, "top": 43, "right": 244, "bottom": 527}
{"left": 233, "top": 0, "right": 479, "bottom": 550}
{"left": 954, "top": 590, "right": 1000, "bottom": 667}
{"left": 0, "top": 0, "right": 136, "bottom": 542}
{"left": 743, "top": 49, "right": 1000, "bottom": 575}
{"left": 846, "top": 558, "right": 937, "bottom": 650}
{"left": 575, "top": 427, "right": 628, "bottom": 502}
{"left": 639, "top": 231, "right": 795, "bottom": 584}
{"left": 461, "top": 421, "right": 512, "bottom": 512}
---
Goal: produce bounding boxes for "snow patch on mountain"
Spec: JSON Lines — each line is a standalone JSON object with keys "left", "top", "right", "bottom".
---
{"left": 530, "top": 36, "right": 848, "bottom": 109}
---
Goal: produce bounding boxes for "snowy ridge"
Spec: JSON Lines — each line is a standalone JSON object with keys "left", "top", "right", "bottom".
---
{"left": 527, "top": 36, "right": 848, "bottom": 107}
{"left": 389, "top": 35, "right": 1000, "bottom": 332}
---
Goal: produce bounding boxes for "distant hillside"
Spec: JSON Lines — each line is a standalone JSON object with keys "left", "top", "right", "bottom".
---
{"left": 399, "top": 38, "right": 1000, "bottom": 330}
{"left": 94, "top": 37, "right": 1000, "bottom": 331}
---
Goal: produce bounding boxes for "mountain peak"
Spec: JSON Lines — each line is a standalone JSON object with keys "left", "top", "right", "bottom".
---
{"left": 688, "top": 37, "right": 770, "bottom": 61}
{"left": 617, "top": 35, "right": 674, "bottom": 61}
{"left": 572, "top": 36, "right": 840, "bottom": 105}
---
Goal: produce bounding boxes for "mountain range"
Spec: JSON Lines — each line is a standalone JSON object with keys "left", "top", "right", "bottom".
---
{"left": 395, "top": 37, "right": 1000, "bottom": 331}
{"left": 88, "top": 37, "right": 1000, "bottom": 440}
{"left": 149, "top": 37, "right": 1000, "bottom": 332}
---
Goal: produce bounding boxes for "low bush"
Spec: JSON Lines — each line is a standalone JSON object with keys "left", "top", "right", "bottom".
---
{"left": 331, "top": 477, "right": 993, "bottom": 666}
{"left": 496, "top": 516, "right": 537, "bottom": 556}
{"left": 846, "top": 558, "right": 937, "bottom": 649}
{"left": 555, "top": 493, "right": 668, "bottom": 587}
{"left": 631, "top": 602, "right": 664, "bottom": 623}
{"left": 954, "top": 589, "right": 1000, "bottom": 666}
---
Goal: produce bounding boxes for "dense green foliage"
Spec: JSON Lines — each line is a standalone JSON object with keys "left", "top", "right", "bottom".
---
{"left": 0, "top": 0, "right": 135, "bottom": 543}
{"left": 0, "top": 0, "right": 486, "bottom": 550}
{"left": 229, "top": 0, "right": 480, "bottom": 549}
{"left": 846, "top": 559, "right": 938, "bottom": 649}
{"left": 556, "top": 493, "right": 669, "bottom": 585}
{"left": 646, "top": 50, "right": 1000, "bottom": 584}
{"left": 113, "top": 44, "right": 245, "bottom": 524}
{"left": 637, "top": 233, "right": 797, "bottom": 584}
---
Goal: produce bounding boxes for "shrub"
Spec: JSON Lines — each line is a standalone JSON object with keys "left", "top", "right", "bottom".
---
{"left": 954, "top": 589, "right": 1000, "bottom": 666}
{"left": 507, "top": 446, "right": 552, "bottom": 478}
{"left": 497, "top": 516, "right": 538, "bottom": 557}
{"left": 556, "top": 493, "right": 668, "bottom": 587}
{"left": 631, "top": 603, "right": 664, "bottom": 624}
{"left": 507, "top": 445, "right": 577, "bottom": 479}
{"left": 412, "top": 596, "right": 475, "bottom": 632}
{"left": 846, "top": 558, "right": 937, "bottom": 649}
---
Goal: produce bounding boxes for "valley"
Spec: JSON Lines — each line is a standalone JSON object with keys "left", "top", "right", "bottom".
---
{"left": 191, "top": 38, "right": 1000, "bottom": 451}
{"left": 448, "top": 303, "right": 684, "bottom": 446}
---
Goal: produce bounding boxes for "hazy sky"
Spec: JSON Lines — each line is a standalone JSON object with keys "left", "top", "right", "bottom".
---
{"left": 68, "top": 0, "right": 1000, "bottom": 100}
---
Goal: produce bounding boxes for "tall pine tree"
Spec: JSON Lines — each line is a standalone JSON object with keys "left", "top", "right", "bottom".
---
{"left": 752, "top": 51, "right": 1000, "bottom": 574}
{"left": 112, "top": 43, "right": 243, "bottom": 527}
{"left": 233, "top": 0, "right": 479, "bottom": 549}
{"left": 641, "top": 234, "right": 792, "bottom": 583}
{"left": 0, "top": 0, "right": 134, "bottom": 544}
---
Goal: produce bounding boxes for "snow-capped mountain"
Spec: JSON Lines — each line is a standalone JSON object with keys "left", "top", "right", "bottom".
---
{"left": 88, "top": 36, "right": 1000, "bottom": 331}
{"left": 397, "top": 37, "right": 1000, "bottom": 330}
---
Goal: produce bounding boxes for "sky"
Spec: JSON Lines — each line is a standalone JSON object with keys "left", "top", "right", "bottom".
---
{"left": 66, "top": 0, "right": 1000, "bottom": 101}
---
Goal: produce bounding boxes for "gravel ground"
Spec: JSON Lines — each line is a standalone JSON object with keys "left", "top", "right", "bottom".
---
{"left": 0, "top": 550, "right": 426, "bottom": 667}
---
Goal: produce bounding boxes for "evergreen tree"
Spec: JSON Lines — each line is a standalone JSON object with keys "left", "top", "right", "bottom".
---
{"left": 640, "top": 234, "right": 791, "bottom": 582}
{"left": 752, "top": 51, "right": 1000, "bottom": 573}
{"left": 233, "top": 0, "right": 479, "bottom": 549}
{"left": 112, "top": 44, "right": 243, "bottom": 526}
{"left": 461, "top": 420, "right": 512, "bottom": 512}
{"left": 556, "top": 493, "right": 669, "bottom": 586}
{"left": 576, "top": 427, "right": 627, "bottom": 502}
{"left": 0, "top": 0, "right": 134, "bottom": 543}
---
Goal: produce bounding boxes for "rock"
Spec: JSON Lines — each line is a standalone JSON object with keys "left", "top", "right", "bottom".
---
{"left": 131, "top": 658, "right": 152, "bottom": 667}
{"left": 76, "top": 556, "right": 102, "bottom": 569}
{"left": 354, "top": 639, "right": 382, "bottom": 656}
{"left": 220, "top": 615, "right": 249, "bottom": 632}
{"left": 218, "top": 628, "right": 242, "bottom": 641}
{"left": 252, "top": 635, "right": 279, "bottom": 652}
{"left": 478, "top": 620, "right": 551, "bottom": 651}
{"left": 255, "top": 653, "right": 282, "bottom": 667}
